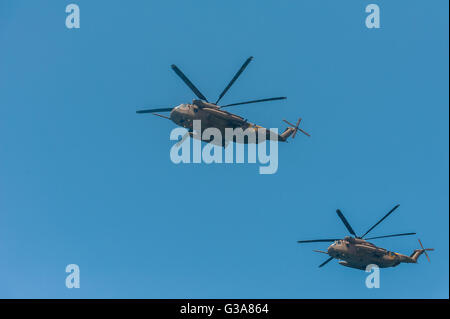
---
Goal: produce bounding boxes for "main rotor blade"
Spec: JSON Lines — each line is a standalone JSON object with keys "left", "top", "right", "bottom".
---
{"left": 171, "top": 64, "right": 208, "bottom": 101}
{"left": 297, "top": 239, "right": 339, "bottom": 243}
{"left": 313, "top": 250, "right": 329, "bottom": 255}
{"left": 221, "top": 97, "right": 287, "bottom": 108}
{"left": 175, "top": 131, "right": 191, "bottom": 147}
{"left": 136, "top": 108, "right": 173, "bottom": 114}
{"left": 215, "top": 56, "right": 253, "bottom": 104}
{"left": 153, "top": 113, "right": 171, "bottom": 120}
{"left": 364, "top": 232, "right": 416, "bottom": 240}
{"left": 361, "top": 204, "right": 400, "bottom": 238}
{"left": 319, "top": 256, "right": 334, "bottom": 268}
{"left": 336, "top": 209, "right": 357, "bottom": 237}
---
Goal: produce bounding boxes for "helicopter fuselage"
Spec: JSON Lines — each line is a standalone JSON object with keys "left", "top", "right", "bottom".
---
{"left": 327, "top": 237, "right": 416, "bottom": 270}
{"left": 169, "top": 100, "right": 292, "bottom": 145}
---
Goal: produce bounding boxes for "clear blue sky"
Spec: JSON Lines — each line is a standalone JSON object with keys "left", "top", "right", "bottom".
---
{"left": 0, "top": 0, "right": 448, "bottom": 298}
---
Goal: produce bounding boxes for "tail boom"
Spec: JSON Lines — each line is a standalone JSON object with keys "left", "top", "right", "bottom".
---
{"left": 406, "top": 239, "right": 434, "bottom": 263}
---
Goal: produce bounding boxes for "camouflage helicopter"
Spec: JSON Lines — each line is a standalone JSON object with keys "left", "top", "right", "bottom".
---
{"left": 136, "top": 56, "right": 310, "bottom": 147}
{"left": 297, "top": 204, "right": 434, "bottom": 270}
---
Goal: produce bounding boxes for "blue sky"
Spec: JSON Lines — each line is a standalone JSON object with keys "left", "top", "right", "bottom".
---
{"left": 0, "top": 0, "right": 448, "bottom": 298}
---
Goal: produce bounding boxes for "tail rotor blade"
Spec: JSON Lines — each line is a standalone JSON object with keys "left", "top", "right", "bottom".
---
{"left": 336, "top": 209, "right": 357, "bottom": 237}
{"left": 282, "top": 119, "right": 296, "bottom": 127}
{"left": 171, "top": 64, "right": 208, "bottom": 102}
{"left": 418, "top": 238, "right": 424, "bottom": 250}
{"left": 298, "top": 128, "right": 311, "bottom": 137}
{"left": 418, "top": 239, "right": 432, "bottom": 262}
{"left": 215, "top": 56, "right": 253, "bottom": 105}
{"left": 292, "top": 118, "right": 301, "bottom": 139}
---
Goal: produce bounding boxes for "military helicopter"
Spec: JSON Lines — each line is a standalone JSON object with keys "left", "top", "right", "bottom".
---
{"left": 136, "top": 56, "right": 310, "bottom": 146}
{"left": 297, "top": 204, "right": 434, "bottom": 270}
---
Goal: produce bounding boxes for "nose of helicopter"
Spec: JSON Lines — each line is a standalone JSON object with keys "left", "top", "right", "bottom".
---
{"left": 327, "top": 244, "right": 337, "bottom": 257}
{"left": 169, "top": 105, "right": 188, "bottom": 127}
{"left": 169, "top": 106, "right": 182, "bottom": 123}
{"left": 169, "top": 107, "right": 177, "bottom": 121}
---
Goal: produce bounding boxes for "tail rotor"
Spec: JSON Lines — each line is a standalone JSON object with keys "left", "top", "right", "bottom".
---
{"left": 418, "top": 239, "right": 434, "bottom": 262}
{"left": 282, "top": 118, "right": 310, "bottom": 138}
